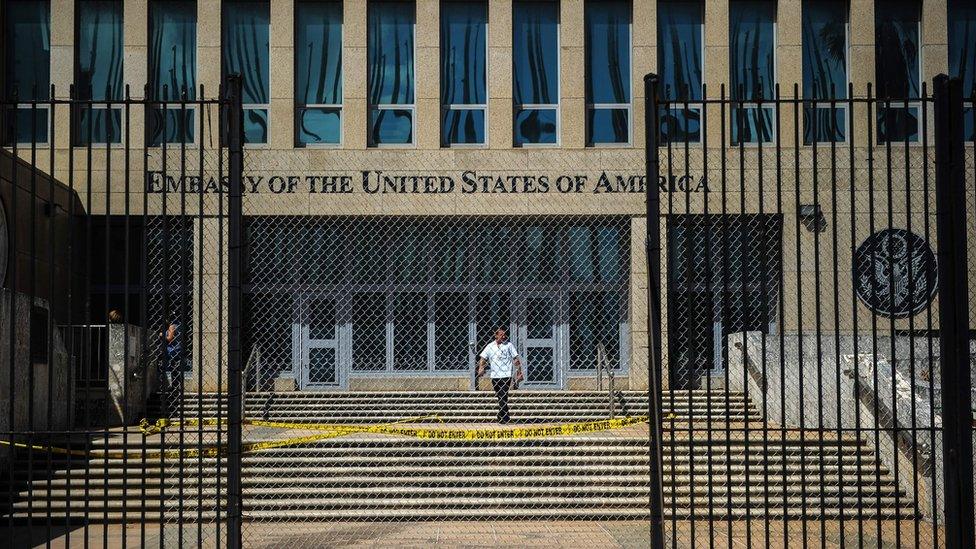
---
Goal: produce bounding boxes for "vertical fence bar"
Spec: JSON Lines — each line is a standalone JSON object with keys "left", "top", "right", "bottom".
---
{"left": 642, "top": 72, "right": 666, "bottom": 549}
{"left": 226, "top": 74, "right": 245, "bottom": 549}
{"left": 933, "top": 74, "right": 976, "bottom": 549}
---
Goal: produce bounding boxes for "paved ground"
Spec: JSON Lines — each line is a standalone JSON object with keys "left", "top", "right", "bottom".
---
{"left": 10, "top": 520, "right": 945, "bottom": 548}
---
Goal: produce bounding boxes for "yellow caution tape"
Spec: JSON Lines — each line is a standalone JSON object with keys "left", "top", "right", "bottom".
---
{"left": 372, "top": 415, "right": 649, "bottom": 440}
{"left": 138, "top": 414, "right": 444, "bottom": 435}
{"left": 3, "top": 415, "right": 648, "bottom": 459}
{"left": 0, "top": 431, "right": 356, "bottom": 460}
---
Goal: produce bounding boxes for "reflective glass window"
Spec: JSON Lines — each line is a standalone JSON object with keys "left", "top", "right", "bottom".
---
{"left": 2, "top": 0, "right": 50, "bottom": 144}
{"left": 730, "top": 0, "right": 775, "bottom": 144}
{"left": 875, "top": 0, "right": 920, "bottom": 142}
{"left": 949, "top": 0, "right": 976, "bottom": 140}
{"left": 148, "top": 0, "right": 197, "bottom": 145}
{"left": 441, "top": 0, "right": 487, "bottom": 146}
{"left": 352, "top": 292, "right": 387, "bottom": 371}
{"left": 222, "top": 1, "right": 270, "bottom": 144}
{"left": 368, "top": 0, "right": 415, "bottom": 146}
{"left": 802, "top": 0, "right": 847, "bottom": 143}
{"left": 393, "top": 292, "right": 428, "bottom": 371}
{"left": 585, "top": 0, "right": 630, "bottom": 145}
{"left": 513, "top": 0, "right": 559, "bottom": 145}
{"left": 569, "top": 291, "right": 623, "bottom": 370}
{"left": 75, "top": 0, "right": 124, "bottom": 144}
{"left": 434, "top": 292, "right": 468, "bottom": 371}
{"left": 296, "top": 0, "right": 343, "bottom": 146}
{"left": 657, "top": 0, "right": 703, "bottom": 144}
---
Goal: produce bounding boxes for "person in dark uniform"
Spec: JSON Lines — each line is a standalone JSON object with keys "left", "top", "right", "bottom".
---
{"left": 477, "top": 328, "right": 523, "bottom": 424}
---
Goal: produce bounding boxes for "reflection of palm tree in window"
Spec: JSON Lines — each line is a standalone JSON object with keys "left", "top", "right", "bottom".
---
{"left": 518, "top": 111, "right": 556, "bottom": 143}
{"left": 605, "top": 14, "right": 628, "bottom": 141}
{"left": 875, "top": 20, "right": 917, "bottom": 98}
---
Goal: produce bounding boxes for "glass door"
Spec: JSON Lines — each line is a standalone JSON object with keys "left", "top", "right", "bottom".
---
{"left": 296, "top": 294, "right": 342, "bottom": 390}
{"left": 516, "top": 292, "right": 562, "bottom": 389}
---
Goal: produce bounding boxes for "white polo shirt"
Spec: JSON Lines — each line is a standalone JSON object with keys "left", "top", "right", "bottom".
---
{"left": 479, "top": 340, "right": 519, "bottom": 379}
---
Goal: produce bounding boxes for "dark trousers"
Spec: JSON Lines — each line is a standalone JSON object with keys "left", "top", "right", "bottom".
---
{"left": 491, "top": 377, "right": 512, "bottom": 423}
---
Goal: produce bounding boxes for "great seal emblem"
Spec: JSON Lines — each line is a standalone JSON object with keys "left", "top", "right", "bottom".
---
{"left": 853, "top": 229, "right": 937, "bottom": 318}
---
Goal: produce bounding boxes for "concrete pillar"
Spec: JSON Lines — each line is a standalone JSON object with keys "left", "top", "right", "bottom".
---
{"left": 489, "top": 0, "right": 514, "bottom": 149}
{"left": 345, "top": 0, "right": 368, "bottom": 149}
{"left": 704, "top": 0, "right": 730, "bottom": 148}
{"left": 850, "top": 0, "right": 875, "bottom": 148}
{"left": 633, "top": 0, "right": 656, "bottom": 150}
{"left": 416, "top": 0, "right": 441, "bottom": 149}
{"left": 124, "top": 0, "right": 148, "bottom": 151}
{"left": 270, "top": 0, "right": 296, "bottom": 150}
{"left": 777, "top": 0, "right": 803, "bottom": 148}
{"left": 198, "top": 0, "right": 222, "bottom": 97}
{"left": 560, "top": 0, "right": 585, "bottom": 148}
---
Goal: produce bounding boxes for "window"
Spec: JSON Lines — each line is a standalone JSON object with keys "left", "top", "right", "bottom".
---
{"left": 2, "top": 0, "right": 50, "bottom": 145}
{"left": 368, "top": 0, "right": 415, "bottom": 146}
{"left": 585, "top": 0, "right": 631, "bottom": 145}
{"left": 75, "top": 0, "right": 124, "bottom": 145}
{"left": 569, "top": 291, "right": 623, "bottom": 370}
{"left": 875, "top": 0, "right": 921, "bottom": 143}
{"left": 657, "top": 0, "right": 703, "bottom": 144}
{"left": 513, "top": 0, "right": 559, "bottom": 146}
{"left": 393, "top": 292, "right": 427, "bottom": 371}
{"left": 148, "top": 0, "right": 197, "bottom": 146}
{"left": 441, "top": 0, "right": 487, "bottom": 146}
{"left": 730, "top": 0, "right": 775, "bottom": 144}
{"left": 222, "top": 0, "right": 270, "bottom": 144}
{"left": 434, "top": 292, "right": 467, "bottom": 370}
{"left": 948, "top": 0, "right": 975, "bottom": 140}
{"left": 802, "top": 0, "right": 848, "bottom": 144}
{"left": 295, "top": 0, "right": 343, "bottom": 146}
{"left": 352, "top": 292, "right": 386, "bottom": 371}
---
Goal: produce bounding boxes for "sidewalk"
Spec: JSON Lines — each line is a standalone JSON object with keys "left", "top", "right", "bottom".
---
{"left": 12, "top": 520, "right": 941, "bottom": 548}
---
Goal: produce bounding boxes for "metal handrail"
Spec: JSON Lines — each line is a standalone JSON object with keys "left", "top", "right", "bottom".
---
{"left": 596, "top": 343, "right": 616, "bottom": 419}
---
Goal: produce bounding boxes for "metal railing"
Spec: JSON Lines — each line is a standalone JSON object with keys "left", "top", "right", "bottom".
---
{"left": 596, "top": 342, "right": 616, "bottom": 419}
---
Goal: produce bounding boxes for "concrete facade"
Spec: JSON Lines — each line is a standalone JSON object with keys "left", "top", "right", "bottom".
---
{"left": 2, "top": 0, "right": 974, "bottom": 393}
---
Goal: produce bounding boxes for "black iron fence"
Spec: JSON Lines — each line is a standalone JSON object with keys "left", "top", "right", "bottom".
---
{"left": 0, "top": 72, "right": 972, "bottom": 548}
{"left": 0, "top": 78, "right": 242, "bottom": 547}
{"left": 644, "top": 74, "right": 975, "bottom": 548}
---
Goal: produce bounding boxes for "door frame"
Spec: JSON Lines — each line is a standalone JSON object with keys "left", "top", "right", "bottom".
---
{"left": 514, "top": 290, "right": 565, "bottom": 389}
{"left": 292, "top": 293, "right": 348, "bottom": 390}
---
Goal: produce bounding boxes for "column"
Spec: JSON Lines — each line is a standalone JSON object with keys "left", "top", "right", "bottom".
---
{"left": 416, "top": 0, "right": 441, "bottom": 149}
{"left": 489, "top": 0, "right": 514, "bottom": 148}
{"left": 632, "top": 0, "right": 656, "bottom": 150}
{"left": 344, "top": 0, "right": 368, "bottom": 149}
{"left": 270, "top": 0, "right": 295, "bottom": 150}
{"left": 560, "top": 0, "right": 585, "bottom": 148}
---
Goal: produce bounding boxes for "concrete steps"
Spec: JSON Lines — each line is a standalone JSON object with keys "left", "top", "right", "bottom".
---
{"left": 0, "top": 391, "right": 918, "bottom": 522}
{"left": 154, "top": 390, "right": 758, "bottom": 423}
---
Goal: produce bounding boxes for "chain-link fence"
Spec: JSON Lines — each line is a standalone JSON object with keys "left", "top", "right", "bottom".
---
{"left": 233, "top": 140, "right": 652, "bottom": 545}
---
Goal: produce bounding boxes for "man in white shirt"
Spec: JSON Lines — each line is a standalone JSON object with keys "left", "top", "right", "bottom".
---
{"left": 477, "top": 328, "right": 523, "bottom": 424}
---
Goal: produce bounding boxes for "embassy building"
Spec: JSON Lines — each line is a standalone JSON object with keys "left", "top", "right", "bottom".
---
{"left": 2, "top": 0, "right": 975, "bottom": 395}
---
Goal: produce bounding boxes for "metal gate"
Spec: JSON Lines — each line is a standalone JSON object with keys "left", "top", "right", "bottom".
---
{"left": 644, "top": 74, "right": 975, "bottom": 548}
{"left": 0, "top": 77, "right": 244, "bottom": 546}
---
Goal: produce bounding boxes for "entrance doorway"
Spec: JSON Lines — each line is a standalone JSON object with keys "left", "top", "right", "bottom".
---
{"left": 515, "top": 292, "right": 562, "bottom": 389}
{"left": 666, "top": 215, "right": 782, "bottom": 388}
{"left": 294, "top": 294, "right": 344, "bottom": 390}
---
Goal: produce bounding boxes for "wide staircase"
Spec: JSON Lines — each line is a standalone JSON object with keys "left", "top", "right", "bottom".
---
{"left": 1, "top": 391, "right": 916, "bottom": 521}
